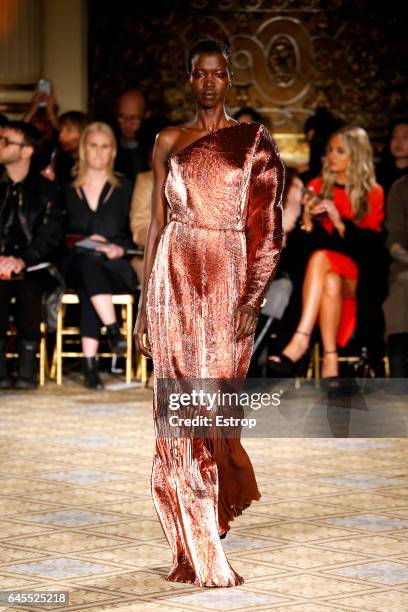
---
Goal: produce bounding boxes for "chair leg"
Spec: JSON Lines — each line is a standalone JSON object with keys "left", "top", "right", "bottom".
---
{"left": 56, "top": 303, "right": 64, "bottom": 385}
{"left": 39, "top": 323, "right": 46, "bottom": 386}
{"left": 135, "top": 353, "right": 142, "bottom": 379}
{"left": 314, "top": 342, "right": 320, "bottom": 388}
{"left": 384, "top": 355, "right": 390, "bottom": 379}
{"left": 135, "top": 352, "right": 147, "bottom": 386}
{"left": 50, "top": 347, "right": 57, "bottom": 379}
{"left": 306, "top": 350, "right": 314, "bottom": 380}
{"left": 142, "top": 354, "right": 147, "bottom": 387}
{"left": 126, "top": 302, "right": 133, "bottom": 384}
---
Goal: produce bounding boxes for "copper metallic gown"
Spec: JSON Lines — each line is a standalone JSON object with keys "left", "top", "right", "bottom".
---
{"left": 146, "top": 122, "right": 284, "bottom": 587}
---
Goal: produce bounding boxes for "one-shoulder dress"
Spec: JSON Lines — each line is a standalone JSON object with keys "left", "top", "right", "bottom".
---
{"left": 146, "top": 121, "right": 284, "bottom": 587}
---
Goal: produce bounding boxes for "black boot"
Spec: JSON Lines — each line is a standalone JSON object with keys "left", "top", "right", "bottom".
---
{"left": 83, "top": 357, "right": 104, "bottom": 390}
{"left": 0, "top": 339, "right": 12, "bottom": 389}
{"left": 15, "top": 340, "right": 39, "bottom": 390}
{"left": 105, "top": 322, "right": 126, "bottom": 356}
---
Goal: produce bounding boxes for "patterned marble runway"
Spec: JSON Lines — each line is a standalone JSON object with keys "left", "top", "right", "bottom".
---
{"left": 0, "top": 377, "right": 407, "bottom": 611}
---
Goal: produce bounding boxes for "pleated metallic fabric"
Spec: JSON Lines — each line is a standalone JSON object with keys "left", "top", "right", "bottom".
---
{"left": 146, "top": 121, "right": 284, "bottom": 587}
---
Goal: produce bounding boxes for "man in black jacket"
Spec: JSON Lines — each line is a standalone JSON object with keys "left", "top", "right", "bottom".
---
{"left": 0, "top": 121, "right": 63, "bottom": 389}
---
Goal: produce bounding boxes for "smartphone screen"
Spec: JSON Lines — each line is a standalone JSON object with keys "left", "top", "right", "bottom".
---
{"left": 37, "top": 79, "right": 52, "bottom": 107}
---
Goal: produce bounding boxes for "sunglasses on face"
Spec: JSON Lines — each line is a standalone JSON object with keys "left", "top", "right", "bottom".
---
{"left": 0, "top": 136, "right": 26, "bottom": 148}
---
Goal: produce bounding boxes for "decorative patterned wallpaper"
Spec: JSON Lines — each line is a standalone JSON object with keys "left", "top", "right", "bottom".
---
{"left": 88, "top": 0, "right": 407, "bottom": 164}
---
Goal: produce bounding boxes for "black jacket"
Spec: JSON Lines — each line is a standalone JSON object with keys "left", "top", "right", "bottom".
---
{"left": 61, "top": 177, "right": 135, "bottom": 252}
{"left": 0, "top": 168, "right": 63, "bottom": 266}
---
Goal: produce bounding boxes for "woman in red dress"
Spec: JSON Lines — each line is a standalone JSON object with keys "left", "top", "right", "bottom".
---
{"left": 270, "top": 125, "right": 384, "bottom": 384}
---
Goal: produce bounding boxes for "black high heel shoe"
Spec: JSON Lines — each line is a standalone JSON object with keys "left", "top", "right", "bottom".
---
{"left": 269, "top": 330, "right": 311, "bottom": 375}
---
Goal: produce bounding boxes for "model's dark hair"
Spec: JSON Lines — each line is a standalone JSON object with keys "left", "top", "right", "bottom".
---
{"left": 187, "top": 38, "right": 233, "bottom": 74}
{"left": 4, "top": 120, "right": 42, "bottom": 149}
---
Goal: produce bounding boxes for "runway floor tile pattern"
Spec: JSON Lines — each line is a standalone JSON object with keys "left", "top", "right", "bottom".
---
{"left": 0, "top": 376, "right": 407, "bottom": 611}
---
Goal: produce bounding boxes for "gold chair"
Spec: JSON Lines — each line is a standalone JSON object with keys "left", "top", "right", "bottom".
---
{"left": 133, "top": 282, "right": 149, "bottom": 387}
{"left": 50, "top": 292, "right": 139, "bottom": 385}
{"left": 313, "top": 342, "right": 390, "bottom": 385}
{"left": 135, "top": 339, "right": 148, "bottom": 386}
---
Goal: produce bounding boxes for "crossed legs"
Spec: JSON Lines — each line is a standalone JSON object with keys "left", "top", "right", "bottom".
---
{"left": 82, "top": 294, "right": 117, "bottom": 357}
{"left": 272, "top": 251, "right": 356, "bottom": 376}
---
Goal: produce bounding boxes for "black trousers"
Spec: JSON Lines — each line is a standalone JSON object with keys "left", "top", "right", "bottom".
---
{"left": 0, "top": 277, "right": 42, "bottom": 342}
{"left": 64, "top": 252, "right": 136, "bottom": 339}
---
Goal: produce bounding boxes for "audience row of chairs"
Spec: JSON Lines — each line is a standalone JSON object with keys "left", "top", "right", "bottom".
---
{"left": 7, "top": 291, "right": 390, "bottom": 389}
{"left": 7, "top": 291, "right": 148, "bottom": 387}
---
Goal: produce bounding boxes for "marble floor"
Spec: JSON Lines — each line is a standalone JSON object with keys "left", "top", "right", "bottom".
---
{"left": 0, "top": 375, "right": 408, "bottom": 611}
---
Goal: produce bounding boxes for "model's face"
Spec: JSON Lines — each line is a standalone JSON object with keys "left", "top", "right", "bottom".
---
{"left": 116, "top": 92, "right": 145, "bottom": 141}
{"left": 84, "top": 131, "right": 113, "bottom": 171}
{"left": 327, "top": 134, "right": 350, "bottom": 174}
{"left": 189, "top": 53, "right": 231, "bottom": 108}
{"left": 59, "top": 122, "right": 81, "bottom": 153}
{"left": 390, "top": 123, "right": 408, "bottom": 159}
{"left": 0, "top": 127, "right": 28, "bottom": 164}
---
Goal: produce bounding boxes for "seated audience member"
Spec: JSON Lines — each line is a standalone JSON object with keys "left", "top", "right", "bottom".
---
{"left": 0, "top": 121, "right": 63, "bottom": 389}
{"left": 23, "top": 85, "right": 59, "bottom": 174}
{"left": 129, "top": 116, "right": 171, "bottom": 284}
{"left": 42, "top": 111, "right": 88, "bottom": 185}
{"left": 383, "top": 175, "right": 408, "bottom": 379}
{"left": 270, "top": 126, "right": 386, "bottom": 387}
{"left": 298, "top": 107, "right": 344, "bottom": 185}
{"left": 377, "top": 118, "right": 408, "bottom": 196}
{"left": 114, "top": 88, "right": 148, "bottom": 182}
{"left": 62, "top": 122, "right": 137, "bottom": 390}
{"left": 233, "top": 107, "right": 272, "bottom": 131}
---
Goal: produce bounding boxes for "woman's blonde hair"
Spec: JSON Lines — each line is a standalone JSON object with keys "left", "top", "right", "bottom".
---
{"left": 321, "top": 126, "right": 377, "bottom": 222}
{"left": 74, "top": 121, "right": 119, "bottom": 188}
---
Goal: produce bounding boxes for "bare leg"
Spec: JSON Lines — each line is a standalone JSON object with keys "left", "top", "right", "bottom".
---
{"left": 82, "top": 337, "right": 99, "bottom": 358}
{"left": 90, "top": 294, "right": 116, "bottom": 326}
{"left": 272, "top": 251, "right": 331, "bottom": 362}
{"left": 319, "top": 272, "right": 342, "bottom": 377}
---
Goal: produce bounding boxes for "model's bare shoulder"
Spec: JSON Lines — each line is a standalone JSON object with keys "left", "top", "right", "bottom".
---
{"left": 155, "top": 126, "right": 187, "bottom": 159}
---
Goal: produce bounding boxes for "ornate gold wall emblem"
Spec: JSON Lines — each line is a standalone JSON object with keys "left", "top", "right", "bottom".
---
{"left": 88, "top": 1, "right": 406, "bottom": 164}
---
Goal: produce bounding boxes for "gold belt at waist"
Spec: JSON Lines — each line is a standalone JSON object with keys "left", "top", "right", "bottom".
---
{"left": 169, "top": 217, "right": 245, "bottom": 233}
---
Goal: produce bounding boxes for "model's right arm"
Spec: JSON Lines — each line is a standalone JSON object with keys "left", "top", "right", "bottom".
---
{"left": 134, "top": 128, "right": 173, "bottom": 358}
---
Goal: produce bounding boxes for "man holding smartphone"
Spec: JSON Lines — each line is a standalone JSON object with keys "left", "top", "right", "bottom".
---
{"left": 22, "top": 79, "right": 59, "bottom": 175}
{"left": 0, "top": 121, "right": 63, "bottom": 389}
